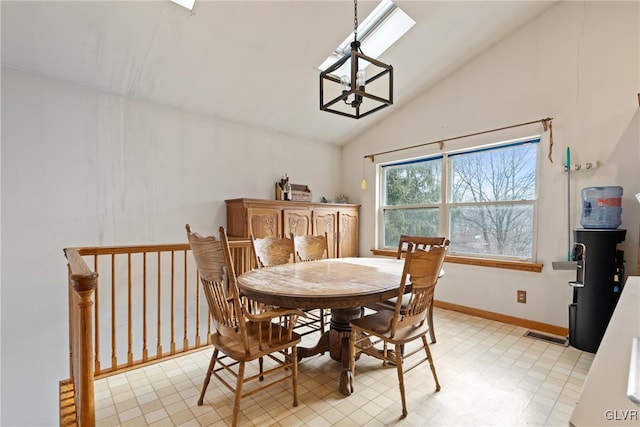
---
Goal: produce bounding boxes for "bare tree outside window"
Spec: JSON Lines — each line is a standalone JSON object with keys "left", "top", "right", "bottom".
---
{"left": 381, "top": 140, "right": 539, "bottom": 260}
{"left": 449, "top": 143, "right": 537, "bottom": 258}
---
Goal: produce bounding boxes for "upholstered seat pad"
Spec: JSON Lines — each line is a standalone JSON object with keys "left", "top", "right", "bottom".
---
{"left": 351, "top": 310, "right": 430, "bottom": 345}
{"left": 211, "top": 321, "right": 301, "bottom": 361}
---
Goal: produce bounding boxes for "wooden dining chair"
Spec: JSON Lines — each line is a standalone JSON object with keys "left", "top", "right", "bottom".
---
{"left": 186, "top": 225, "right": 304, "bottom": 427}
{"left": 250, "top": 234, "right": 323, "bottom": 336}
{"left": 292, "top": 232, "right": 330, "bottom": 333}
{"left": 349, "top": 241, "right": 449, "bottom": 418}
{"left": 368, "top": 235, "right": 448, "bottom": 343}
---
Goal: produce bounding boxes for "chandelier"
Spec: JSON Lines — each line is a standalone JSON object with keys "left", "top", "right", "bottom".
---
{"left": 319, "top": 0, "right": 394, "bottom": 119}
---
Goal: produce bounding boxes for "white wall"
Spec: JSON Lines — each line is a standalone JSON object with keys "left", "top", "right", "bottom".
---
{"left": 0, "top": 69, "right": 342, "bottom": 425}
{"left": 2, "top": 1, "right": 639, "bottom": 425}
{"left": 344, "top": 1, "right": 639, "bottom": 327}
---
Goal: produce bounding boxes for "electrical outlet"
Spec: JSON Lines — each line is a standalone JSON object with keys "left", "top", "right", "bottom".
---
{"left": 517, "top": 290, "right": 527, "bottom": 304}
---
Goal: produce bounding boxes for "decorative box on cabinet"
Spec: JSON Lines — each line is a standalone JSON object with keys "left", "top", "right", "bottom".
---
{"left": 225, "top": 198, "right": 359, "bottom": 258}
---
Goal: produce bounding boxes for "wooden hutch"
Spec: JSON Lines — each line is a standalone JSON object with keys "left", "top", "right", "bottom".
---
{"left": 225, "top": 198, "right": 360, "bottom": 258}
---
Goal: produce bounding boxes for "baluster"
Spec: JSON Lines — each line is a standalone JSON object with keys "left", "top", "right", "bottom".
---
{"left": 111, "top": 254, "right": 117, "bottom": 371}
{"left": 183, "top": 249, "right": 189, "bottom": 351}
{"left": 157, "top": 251, "right": 162, "bottom": 358}
{"left": 93, "top": 254, "right": 101, "bottom": 375}
{"left": 142, "top": 253, "right": 148, "bottom": 362}
{"left": 170, "top": 251, "right": 176, "bottom": 354}
{"left": 127, "top": 253, "right": 133, "bottom": 366}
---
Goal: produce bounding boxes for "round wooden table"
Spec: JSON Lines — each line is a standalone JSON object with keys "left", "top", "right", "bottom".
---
{"left": 237, "top": 257, "right": 405, "bottom": 396}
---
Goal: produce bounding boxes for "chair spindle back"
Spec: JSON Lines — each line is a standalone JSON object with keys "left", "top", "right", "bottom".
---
{"left": 392, "top": 242, "right": 448, "bottom": 336}
{"left": 396, "top": 235, "right": 447, "bottom": 259}
{"left": 186, "top": 225, "right": 248, "bottom": 347}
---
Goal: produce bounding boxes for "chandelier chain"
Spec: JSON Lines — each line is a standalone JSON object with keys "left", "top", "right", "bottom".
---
{"left": 353, "top": 0, "right": 358, "bottom": 42}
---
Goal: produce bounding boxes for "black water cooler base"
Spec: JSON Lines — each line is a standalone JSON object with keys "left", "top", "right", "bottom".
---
{"left": 568, "top": 303, "right": 578, "bottom": 349}
{"left": 568, "top": 228, "right": 625, "bottom": 354}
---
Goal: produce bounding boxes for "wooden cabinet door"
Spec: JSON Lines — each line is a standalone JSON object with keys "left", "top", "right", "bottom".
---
{"left": 247, "top": 208, "right": 282, "bottom": 238}
{"left": 283, "top": 209, "right": 311, "bottom": 237}
{"left": 338, "top": 210, "right": 359, "bottom": 258}
{"left": 312, "top": 209, "right": 337, "bottom": 258}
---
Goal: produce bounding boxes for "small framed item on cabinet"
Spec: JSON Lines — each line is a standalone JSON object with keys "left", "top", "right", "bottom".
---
{"left": 275, "top": 183, "right": 312, "bottom": 202}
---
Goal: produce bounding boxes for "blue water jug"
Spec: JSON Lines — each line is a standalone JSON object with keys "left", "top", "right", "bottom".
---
{"left": 580, "top": 186, "right": 623, "bottom": 229}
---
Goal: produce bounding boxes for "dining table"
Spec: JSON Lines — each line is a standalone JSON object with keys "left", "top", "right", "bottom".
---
{"left": 236, "top": 256, "right": 406, "bottom": 396}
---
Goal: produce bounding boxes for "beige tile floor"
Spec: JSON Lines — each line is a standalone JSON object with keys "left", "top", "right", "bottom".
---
{"left": 94, "top": 308, "right": 593, "bottom": 426}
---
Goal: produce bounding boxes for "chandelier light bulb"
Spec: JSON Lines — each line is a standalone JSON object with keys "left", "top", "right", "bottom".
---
{"left": 356, "top": 69, "right": 366, "bottom": 88}
{"left": 340, "top": 75, "right": 350, "bottom": 90}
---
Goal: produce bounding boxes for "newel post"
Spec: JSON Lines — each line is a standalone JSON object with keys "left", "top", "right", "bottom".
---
{"left": 70, "top": 271, "right": 98, "bottom": 427}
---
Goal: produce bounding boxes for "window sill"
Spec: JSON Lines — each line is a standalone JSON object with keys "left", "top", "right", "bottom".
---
{"left": 370, "top": 249, "right": 543, "bottom": 273}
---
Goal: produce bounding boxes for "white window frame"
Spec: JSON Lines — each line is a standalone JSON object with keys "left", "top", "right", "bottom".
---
{"left": 377, "top": 136, "right": 541, "bottom": 263}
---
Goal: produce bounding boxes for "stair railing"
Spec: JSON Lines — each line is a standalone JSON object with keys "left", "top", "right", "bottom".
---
{"left": 61, "top": 238, "right": 253, "bottom": 426}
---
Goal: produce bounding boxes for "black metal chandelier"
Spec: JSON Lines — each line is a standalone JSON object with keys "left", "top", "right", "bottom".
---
{"left": 319, "top": 0, "right": 393, "bottom": 119}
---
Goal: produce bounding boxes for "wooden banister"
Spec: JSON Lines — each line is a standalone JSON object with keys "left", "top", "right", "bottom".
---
{"left": 60, "top": 239, "right": 255, "bottom": 425}
{"left": 62, "top": 248, "right": 98, "bottom": 427}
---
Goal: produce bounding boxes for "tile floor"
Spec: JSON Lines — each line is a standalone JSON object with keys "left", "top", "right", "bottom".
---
{"left": 94, "top": 308, "right": 593, "bottom": 426}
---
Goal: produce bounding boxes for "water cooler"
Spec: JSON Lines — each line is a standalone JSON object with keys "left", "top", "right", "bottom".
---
{"left": 568, "top": 228, "right": 626, "bottom": 353}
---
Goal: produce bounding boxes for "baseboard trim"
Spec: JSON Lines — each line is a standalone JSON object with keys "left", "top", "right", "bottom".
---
{"left": 434, "top": 300, "right": 569, "bottom": 337}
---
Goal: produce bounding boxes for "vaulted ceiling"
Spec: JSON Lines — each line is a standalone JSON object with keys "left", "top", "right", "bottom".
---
{"left": 1, "top": 1, "right": 554, "bottom": 145}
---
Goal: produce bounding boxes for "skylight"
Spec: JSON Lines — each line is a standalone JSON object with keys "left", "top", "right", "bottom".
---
{"left": 170, "top": 0, "right": 196, "bottom": 11}
{"left": 318, "top": 0, "right": 415, "bottom": 77}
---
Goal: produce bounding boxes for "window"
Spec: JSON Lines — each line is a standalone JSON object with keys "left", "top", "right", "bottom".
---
{"left": 318, "top": 0, "right": 415, "bottom": 75}
{"left": 170, "top": 0, "right": 196, "bottom": 11}
{"left": 381, "top": 156, "right": 442, "bottom": 248}
{"left": 379, "top": 138, "right": 540, "bottom": 261}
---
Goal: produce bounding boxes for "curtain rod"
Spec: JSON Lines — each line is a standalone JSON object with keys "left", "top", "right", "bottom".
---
{"left": 364, "top": 117, "right": 555, "bottom": 163}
